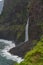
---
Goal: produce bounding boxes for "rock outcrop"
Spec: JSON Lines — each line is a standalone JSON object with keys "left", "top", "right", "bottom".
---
{"left": 9, "top": 41, "right": 36, "bottom": 58}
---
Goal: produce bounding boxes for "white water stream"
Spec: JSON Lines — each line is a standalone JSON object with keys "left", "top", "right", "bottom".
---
{"left": 25, "top": 18, "right": 29, "bottom": 42}
{"left": 0, "top": 0, "right": 4, "bottom": 14}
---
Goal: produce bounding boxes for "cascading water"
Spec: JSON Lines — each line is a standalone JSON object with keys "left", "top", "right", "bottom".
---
{"left": 0, "top": 0, "right": 4, "bottom": 14}
{"left": 25, "top": 18, "right": 29, "bottom": 42}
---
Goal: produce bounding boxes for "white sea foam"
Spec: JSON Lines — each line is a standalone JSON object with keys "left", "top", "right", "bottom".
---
{"left": 0, "top": 39, "right": 24, "bottom": 63}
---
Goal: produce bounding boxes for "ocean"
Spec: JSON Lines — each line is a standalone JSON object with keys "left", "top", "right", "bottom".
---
{"left": 0, "top": 39, "right": 23, "bottom": 65}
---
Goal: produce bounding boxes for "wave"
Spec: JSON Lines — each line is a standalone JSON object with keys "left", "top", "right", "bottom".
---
{"left": 0, "top": 39, "right": 24, "bottom": 63}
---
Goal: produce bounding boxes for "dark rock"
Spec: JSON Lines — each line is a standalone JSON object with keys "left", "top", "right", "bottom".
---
{"left": 9, "top": 41, "right": 36, "bottom": 58}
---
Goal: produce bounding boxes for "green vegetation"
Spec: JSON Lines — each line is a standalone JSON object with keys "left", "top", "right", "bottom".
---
{"left": 0, "top": 25, "right": 25, "bottom": 42}
{"left": 15, "top": 35, "right": 43, "bottom": 65}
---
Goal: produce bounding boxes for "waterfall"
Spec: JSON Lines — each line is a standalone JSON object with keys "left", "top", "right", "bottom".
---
{"left": 0, "top": 0, "right": 4, "bottom": 14}
{"left": 25, "top": 18, "right": 29, "bottom": 42}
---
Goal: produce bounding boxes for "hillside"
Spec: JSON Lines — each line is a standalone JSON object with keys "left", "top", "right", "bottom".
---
{"left": 0, "top": 0, "right": 43, "bottom": 44}
{"left": 15, "top": 35, "right": 43, "bottom": 65}
{"left": 0, "top": 0, "right": 30, "bottom": 44}
{"left": 0, "top": 0, "right": 43, "bottom": 65}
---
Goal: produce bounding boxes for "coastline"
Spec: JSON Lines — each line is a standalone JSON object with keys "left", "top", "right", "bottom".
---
{"left": 9, "top": 41, "right": 36, "bottom": 58}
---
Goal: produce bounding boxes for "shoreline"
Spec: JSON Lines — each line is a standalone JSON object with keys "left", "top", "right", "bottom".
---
{"left": 0, "top": 39, "right": 23, "bottom": 63}
{"left": 9, "top": 41, "right": 36, "bottom": 58}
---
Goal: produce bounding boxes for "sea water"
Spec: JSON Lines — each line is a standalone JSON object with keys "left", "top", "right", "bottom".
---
{"left": 0, "top": 39, "right": 23, "bottom": 65}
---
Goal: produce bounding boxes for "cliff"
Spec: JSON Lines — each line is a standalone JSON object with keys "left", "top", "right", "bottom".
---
{"left": 0, "top": 0, "right": 30, "bottom": 44}
{"left": 0, "top": 0, "right": 43, "bottom": 44}
{"left": 9, "top": 0, "right": 43, "bottom": 58}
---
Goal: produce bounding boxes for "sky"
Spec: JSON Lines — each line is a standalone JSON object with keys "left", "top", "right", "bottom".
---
{"left": 0, "top": 0, "right": 3, "bottom": 1}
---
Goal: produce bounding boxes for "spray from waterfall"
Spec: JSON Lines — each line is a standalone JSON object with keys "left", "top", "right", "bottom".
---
{"left": 25, "top": 18, "right": 29, "bottom": 42}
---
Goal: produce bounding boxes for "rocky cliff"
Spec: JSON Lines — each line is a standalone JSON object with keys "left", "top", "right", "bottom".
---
{"left": 9, "top": 0, "right": 43, "bottom": 57}
{"left": 0, "top": 0, "right": 43, "bottom": 45}
{"left": 0, "top": 0, "right": 30, "bottom": 44}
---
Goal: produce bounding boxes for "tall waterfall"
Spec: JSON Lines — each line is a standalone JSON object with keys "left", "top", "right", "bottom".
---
{"left": 0, "top": 0, "right": 4, "bottom": 14}
{"left": 25, "top": 18, "right": 29, "bottom": 42}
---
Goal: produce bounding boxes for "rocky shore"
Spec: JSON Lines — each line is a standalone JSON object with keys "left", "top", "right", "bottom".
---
{"left": 9, "top": 41, "right": 36, "bottom": 58}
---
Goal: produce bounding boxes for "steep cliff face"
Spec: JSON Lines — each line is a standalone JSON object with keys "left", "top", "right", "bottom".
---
{"left": 0, "top": 0, "right": 29, "bottom": 24}
{"left": 0, "top": 0, "right": 30, "bottom": 44}
{"left": 0, "top": 0, "right": 43, "bottom": 44}
{"left": 29, "top": 0, "right": 43, "bottom": 41}
{"left": 29, "top": 0, "right": 43, "bottom": 24}
{"left": 9, "top": 0, "right": 43, "bottom": 58}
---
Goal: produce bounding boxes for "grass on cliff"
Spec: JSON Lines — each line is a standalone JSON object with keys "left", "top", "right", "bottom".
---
{"left": 15, "top": 35, "right": 43, "bottom": 65}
